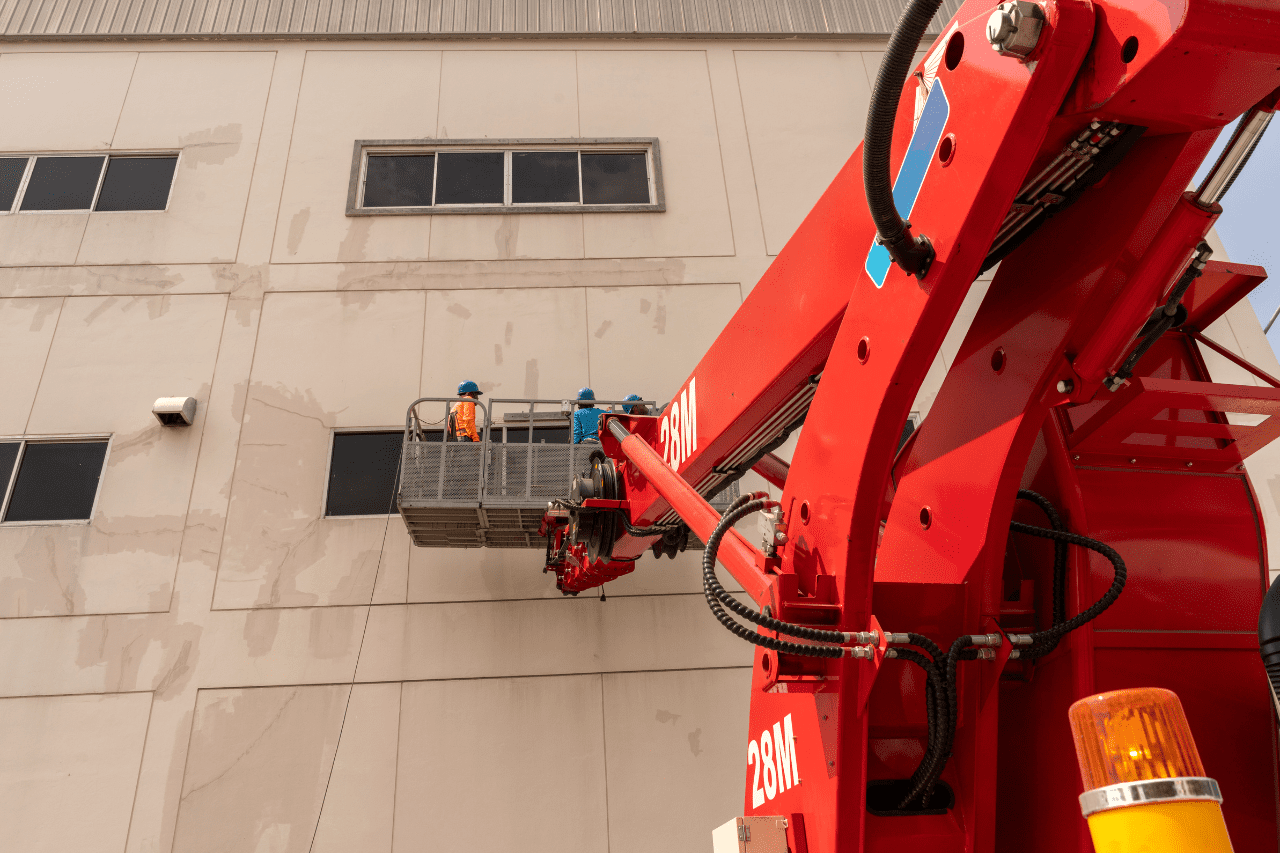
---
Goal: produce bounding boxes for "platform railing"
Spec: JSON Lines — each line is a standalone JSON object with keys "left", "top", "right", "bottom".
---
{"left": 398, "top": 396, "right": 736, "bottom": 547}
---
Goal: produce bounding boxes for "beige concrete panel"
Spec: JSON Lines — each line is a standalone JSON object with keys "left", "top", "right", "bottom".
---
{"left": 735, "top": 50, "right": 872, "bottom": 255}
{"left": 586, "top": 283, "right": 742, "bottom": 405}
{"left": 602, "top": 668, "right": 753, "bottom": 853}
{"left": 406, "top": 546, "right": 719, "bottom": 602}
{"left": 0, "top": 296, "right": 62, "bottom": 435}
{"left": 0, "top": 692, "right": 152, "bottom": 853}
{"left": 0, "top": 213, "right": 89, "bottom": 266}
{"left": 274, "top": 50, "right": 441, "bottom": 264}
{"left": 357, "top": 594, "right": 752, "bottom": 682}
{"left": 420, "top": 287, "right": 589, "bottom": 399}
{"left": 0, "top": 52, "right": 136, "bottom": 151}
{"left": 704, "top": 47, "right": 769, "bottom": 261}
{"left": 312, "top": 682, "right": 401, "bottom": 853}
{"left": 578, "top": 51, "right": 734, "bottom": 259}
{"left": 427, "top": 212, "right": 584, "bottom": 260}
{"left": 78, "top": 51, "right": 276, "bottom": 265}
{"left": 0, "top": 294, "right": 226, "bottom": 617}
{"left": 215, "top": 290, "right": 422, "bottom": 609}
{"left": 394, "top": 675, "right": 608, "bottom": 853}
{"left": 238, "top": 47, "right": 307, "bottom": 265}
{"left": 172, "top": 685, "right": 349, "bottom": 853}
{"left": 436, "top": 50, "right": 579, "bottom": 138}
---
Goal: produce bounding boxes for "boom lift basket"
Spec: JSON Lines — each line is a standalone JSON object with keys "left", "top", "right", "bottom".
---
{"left": 397, "top": 397, "right": 737, "bottom": 548}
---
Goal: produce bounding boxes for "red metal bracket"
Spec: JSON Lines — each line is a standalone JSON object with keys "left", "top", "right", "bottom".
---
{"left": 1066, "top": 376, "right": 1280, "bottom": 470}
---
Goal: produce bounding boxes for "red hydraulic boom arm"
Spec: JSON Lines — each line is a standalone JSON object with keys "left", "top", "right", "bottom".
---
{"left": 539, "top": 0, "right": 1280, "bottom": 850}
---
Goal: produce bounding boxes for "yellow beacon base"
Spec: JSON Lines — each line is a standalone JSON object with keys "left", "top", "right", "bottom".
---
{"left": 1086, "top": 799, "right": 1234, "bottom": 853}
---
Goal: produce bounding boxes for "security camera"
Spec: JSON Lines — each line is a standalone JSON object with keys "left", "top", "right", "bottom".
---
{"left": 153, "top": 396, "right": 197, "bottom": 426}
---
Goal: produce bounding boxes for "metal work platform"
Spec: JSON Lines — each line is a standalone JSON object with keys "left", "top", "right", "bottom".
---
{"left": 398, "top": 397, "right": 738, "bottom": 548}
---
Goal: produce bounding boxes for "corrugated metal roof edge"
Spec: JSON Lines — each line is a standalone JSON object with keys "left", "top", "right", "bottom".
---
{"left": 0, "top": 28, "right": 913, "bottom": 39}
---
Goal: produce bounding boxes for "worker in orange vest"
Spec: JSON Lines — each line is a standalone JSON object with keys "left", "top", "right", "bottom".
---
{"left": 449, "top": 380, "right": 482, "bottom": 441}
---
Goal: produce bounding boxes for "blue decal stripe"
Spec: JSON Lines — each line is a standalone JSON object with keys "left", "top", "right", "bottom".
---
{"left": 865, "top": 79, "right": 950, "bottom": 288}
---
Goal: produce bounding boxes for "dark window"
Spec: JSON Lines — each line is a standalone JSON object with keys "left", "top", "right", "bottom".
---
{"left": 0, "top": 442, "right": 18, "bottom": 496}
{"left": 0, "top": 158, "right": 26, "bottom": 211}
{"left": 582, "top": 153, "right": 649, "bottom": 204}
{"left": 95, "top": 157, "right": 177, "bottom": 211}
{"left": 898, "top": 416, "right": 919, "bottom": 451}
{"left": 326, "top": 432, "right": 403, "bottom": 516}
{"left": 512, "top": 152, "right": 580, "bottom": 204}
{"left": 502, "top": 427, "right": 571, "bottom": 444}
{"left": 364, "top": 154, "right": 435, "bottom": 208}
{"left": 3, "top": 441, "right": 108, "bottom": 522}
{"left": 434, "top": 152, "right": 504, "bottom": 205}
{"left": 20, "top": 156, "right": 105, "bottom": 211}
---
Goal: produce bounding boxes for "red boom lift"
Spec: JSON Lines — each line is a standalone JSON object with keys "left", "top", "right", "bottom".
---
{"left": 539, "top": 0, "right": 1280, "bottom": 849}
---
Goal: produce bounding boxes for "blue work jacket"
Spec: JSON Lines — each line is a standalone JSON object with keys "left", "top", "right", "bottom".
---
{"left": 573, "top": 406, "right": 603, "bottom": 443}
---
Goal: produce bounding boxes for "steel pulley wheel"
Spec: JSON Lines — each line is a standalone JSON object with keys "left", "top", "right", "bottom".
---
{"left": 585, "top": 452, "right": 619, "bottom": 563}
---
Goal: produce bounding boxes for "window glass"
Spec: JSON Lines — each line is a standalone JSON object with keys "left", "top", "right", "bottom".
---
{"left": 511, "top": 151, "right": 579, "bottom": 204}
{"left": 326, "top": 432, "right": 403, "bottom": 516}
{"left": 364, "top": 154, "right": 435, "bottom": 208}
{"left": 20, "top": 156, "right": 105, "bottom": 211}
{"left": 434, "top": 152, "right": 504, "bottom": 205}
{"left": 581, "top": 153, "right": 650, "bottom": 204}
{"left": 95, "top": 156, "right": 178, "bottom": 211}
{"left": 898, "top": 417, "right": 918, "bottom": 451}
{"left": 0, "top": 442, "right": 18, "bottom": 498}
{"left": 4, "top": 441, "right": 108, "bottom": 522}
{"left": 0, "top": 158, "right": 26, "bottom": 211}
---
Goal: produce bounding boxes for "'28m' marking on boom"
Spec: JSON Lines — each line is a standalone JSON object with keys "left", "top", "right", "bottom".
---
{"left": 748, "top": 713, "right": 800, "bottom": 807}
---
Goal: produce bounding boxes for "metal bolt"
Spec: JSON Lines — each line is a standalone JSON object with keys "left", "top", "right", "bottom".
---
{"left": 1056, "top": 379, "right": 1074, "bottom": 394}
{"left": 1186, "top": 462, "right": 1194, "bottom": 468}
{"left": 1073, "top": 455, "right": 1081, "bottom": 461}
{"left": 986, "top": 1, "right": 1045, "bottom": 59}
{"left": 1130, "top": 458, "right": 1138, "bottom": 464}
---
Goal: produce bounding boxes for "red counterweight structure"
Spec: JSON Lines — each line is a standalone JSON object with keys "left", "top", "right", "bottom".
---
{"left": 539, "top": 0, "right": 1280, "bottom": 849}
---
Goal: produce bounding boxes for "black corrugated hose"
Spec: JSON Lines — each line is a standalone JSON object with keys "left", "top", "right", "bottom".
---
{"left": 863, "top": 0, "right": 944, "bottom": 277}
{"left": 703, "top": 494, "right": 850, "bottom": 659}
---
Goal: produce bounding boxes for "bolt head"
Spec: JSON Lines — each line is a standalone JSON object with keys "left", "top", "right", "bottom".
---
{"left": 986, "top": 8, "right": 1017, "bottom": 47}
{"left": 1056, "top": 379, "right": 1074, "bottom": 394}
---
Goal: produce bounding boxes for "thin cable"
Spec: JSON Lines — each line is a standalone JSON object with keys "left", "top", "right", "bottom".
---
{"left": 307, "top": 469, "right": 398, "bottom": 853}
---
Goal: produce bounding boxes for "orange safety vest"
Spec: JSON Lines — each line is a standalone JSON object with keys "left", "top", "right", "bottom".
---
{"left": 449, "top": 399, "right": 479, "bottom": 441}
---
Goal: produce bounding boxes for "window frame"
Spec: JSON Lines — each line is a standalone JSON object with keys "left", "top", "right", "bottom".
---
{"left": 0, "top": 151, "right": 181, "bottom": 215}
{"left": 347, "top": 138, "right": 665, "bottom": 216}
{"left": 0, "top": 434, "right": 112, "bottom": 527}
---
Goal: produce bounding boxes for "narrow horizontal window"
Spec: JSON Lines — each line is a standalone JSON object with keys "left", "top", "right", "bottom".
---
{"left": 21, "top": 156, "right": 105, "bottom": 211}
{"left": 95, "top": 156, "right": 178, "bottom": 211}
{"left": 364, "top": 154, "right": 435, "bottom": 208}
{"left": 582, "top": 153, "right": 649, "bottom": 205}
{"left": 512, "top": 151, "right": 579, "bottom": 204}
{"left": 0, "top": 158, "right": 27, "bottom": 212}
{"left": 3, "top": 440, "right": 109, "bottom": 523}
{"left": 351, "top": 139, "right": 662, "bottom": 215}
{"left": 435, "top": 152, "right": 504, "bottom": 205}
{"left": 326, "top": 432, "right": 403, "bottom": 517}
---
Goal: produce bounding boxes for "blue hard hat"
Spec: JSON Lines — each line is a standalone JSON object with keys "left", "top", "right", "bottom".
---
{"left": 577, "top": 387, "right": 595, "bottom": 401}
{"left": 458, "top": 380, "right": 482, "bottom": 396}
{"left": 623, "top": 393, "right": 642, "bottom": 414}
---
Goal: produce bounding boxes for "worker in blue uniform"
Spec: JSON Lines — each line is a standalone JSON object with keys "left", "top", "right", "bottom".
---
{"left": 623, "top": 394, "right": 649, "bottom": 416}
{"left": 572, "top": 387, "right": 602, "bottom": 443}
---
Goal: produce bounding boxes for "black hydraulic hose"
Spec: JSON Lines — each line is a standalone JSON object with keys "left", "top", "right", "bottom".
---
{"left": 1258, "top": 576, "right": 1280, "bottom": 719}
{"left": 1015, "top": 489, "right": 1069, "bottom": 657}
{"left": 863, "top": 0, "right": 944, "bottom": 278}
{"left": 703, "top": 499, "right": 849, "bottom": 658}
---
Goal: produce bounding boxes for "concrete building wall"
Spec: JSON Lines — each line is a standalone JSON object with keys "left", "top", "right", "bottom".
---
{"left": 1, "top": 36, "right": 1278, "bottom": 853}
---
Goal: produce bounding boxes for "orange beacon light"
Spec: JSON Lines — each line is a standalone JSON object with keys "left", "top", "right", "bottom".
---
{"left": 1068, "top": 688, "right": 1234, "bottom": 853}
